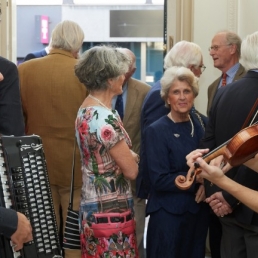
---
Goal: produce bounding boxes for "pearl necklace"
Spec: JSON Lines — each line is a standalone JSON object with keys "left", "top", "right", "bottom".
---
{"left": 168, "top": 113, "right": 194, "bottom": 137}
{"left": 88, "top": 94, "right": 111, "bottom": 110}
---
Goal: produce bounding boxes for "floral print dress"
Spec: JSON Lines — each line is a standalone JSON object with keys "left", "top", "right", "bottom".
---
{"left": 75, "top": 106, "right": 138, "bottom": 258}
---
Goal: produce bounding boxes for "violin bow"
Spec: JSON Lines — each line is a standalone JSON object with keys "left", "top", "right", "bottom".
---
{"left": 241, "top": 98, "right": 258, "bottom": 129}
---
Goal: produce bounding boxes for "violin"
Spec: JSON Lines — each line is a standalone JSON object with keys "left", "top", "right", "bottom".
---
{"left": 175, "top": 123, "right": 258, "bottom": 190}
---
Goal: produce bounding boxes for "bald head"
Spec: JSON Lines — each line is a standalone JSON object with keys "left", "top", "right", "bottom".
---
{"left": 210, "top": 30, "right": 241, "bottom": 72}
{"left": 117, "top": 48, "right": 136, "bottom": 84}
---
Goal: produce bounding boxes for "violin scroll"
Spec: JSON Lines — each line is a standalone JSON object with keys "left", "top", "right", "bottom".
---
{"left": 175, "top": 166, "right": 200, "bottom": 190}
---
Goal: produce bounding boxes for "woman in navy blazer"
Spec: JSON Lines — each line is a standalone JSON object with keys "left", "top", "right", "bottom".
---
{"left": 145, "top": 66, "right": 209, "bottom": 258}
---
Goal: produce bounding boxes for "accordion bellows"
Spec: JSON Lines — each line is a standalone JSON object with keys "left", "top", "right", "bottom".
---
{"left": 63, "top": 208, "right": 80, "bottom": 249}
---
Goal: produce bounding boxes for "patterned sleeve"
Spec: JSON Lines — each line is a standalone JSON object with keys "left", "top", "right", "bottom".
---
{"left": 96, "top": 109, "right": 126, "bottom": 150}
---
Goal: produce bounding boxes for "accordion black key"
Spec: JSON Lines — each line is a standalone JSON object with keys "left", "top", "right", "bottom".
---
{"left": 0, "top": 135, "right": 63, "bottom": 258}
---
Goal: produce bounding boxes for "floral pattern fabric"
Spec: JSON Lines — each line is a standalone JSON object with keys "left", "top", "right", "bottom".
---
{"left": 75, "top": 106, "right": 138, "bottom": 258}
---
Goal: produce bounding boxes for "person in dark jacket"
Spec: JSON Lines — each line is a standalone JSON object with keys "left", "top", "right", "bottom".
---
{"left": 0, "top": 57, "right": 32, "bottom": 252}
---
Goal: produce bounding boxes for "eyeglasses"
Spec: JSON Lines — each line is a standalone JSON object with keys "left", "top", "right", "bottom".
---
{"left": 199, "top": 65, "right": 206, "bottom": 72}
{"left": 208, "top": 44, "right": 231, "bottom": 51}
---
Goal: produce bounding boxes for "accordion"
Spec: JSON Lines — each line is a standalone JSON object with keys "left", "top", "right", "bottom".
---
{"left": 0, "top": 135, "right": 62, "bottom": 258}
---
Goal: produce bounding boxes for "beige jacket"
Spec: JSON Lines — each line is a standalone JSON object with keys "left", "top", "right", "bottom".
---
{"left": 18, "top": 49, "right": 87, "bottom": 187}
{"left": 123, "top": 77, "right": 150, "bottom": 155}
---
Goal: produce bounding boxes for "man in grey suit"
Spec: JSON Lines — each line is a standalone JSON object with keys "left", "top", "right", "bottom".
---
{"left": 206, "top": 30, "right": 246, "bottom": 258}
{"left": 207, "top": 30, "right": 246, "bottom": 115}
{"left": 113, "top": 48, "right": 150, "bottom": 258}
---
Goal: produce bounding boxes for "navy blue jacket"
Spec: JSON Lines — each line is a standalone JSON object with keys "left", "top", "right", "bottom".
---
{"left": 145, "top": 113, "right": 207, "bottom": 214}
{"left": 137, "top": 79, "right": 207, "bottom": 199}
{"left": 23, "top": 48, "right": 47, "bottom": 62}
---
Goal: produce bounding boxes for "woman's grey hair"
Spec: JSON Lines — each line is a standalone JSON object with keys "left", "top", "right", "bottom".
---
{"left": 50, "top": 20, "right": 84, "bottom": 53}
{"left": 160, "top": 66, "right": 199, "bottom": 108}
{"left": 164, "top": 41, "right": 202, "bottom": 70}
{"left": 240, "top": 31, "right": 258, "bottom": 71}
{"left": 75, "top": 45, "right": 130, "bottom": 91}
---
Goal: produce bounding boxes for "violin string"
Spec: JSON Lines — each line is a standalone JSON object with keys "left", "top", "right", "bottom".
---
{"left": 251, "top": 120, "right": 258, "bottom": 126}
{"left": 249, "top": 109, "right": 258, "bottom": 126}
{"left": 242, "top": 98, "right": 258, "bottom": 129}
{"left": 202, "top": 139, "right": 231, "bottom": 159}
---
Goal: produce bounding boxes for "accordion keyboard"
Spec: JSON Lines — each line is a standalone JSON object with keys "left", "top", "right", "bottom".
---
{"left": 0, "top": 135, "right": 62, "bottom": 258}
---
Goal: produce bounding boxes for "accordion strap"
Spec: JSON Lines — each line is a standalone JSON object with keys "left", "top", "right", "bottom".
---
{"left": 68, "top": 137, "right": 76, "bottom": 210}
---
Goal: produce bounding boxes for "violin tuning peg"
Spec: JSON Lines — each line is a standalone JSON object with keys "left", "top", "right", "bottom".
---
{"left": 194, "top": 162, "right": 200, "bottom": 169}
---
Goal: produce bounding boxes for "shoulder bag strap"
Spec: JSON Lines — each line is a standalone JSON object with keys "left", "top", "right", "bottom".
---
{"left": 68, "top": 137, "right": 76, "bottom": 210}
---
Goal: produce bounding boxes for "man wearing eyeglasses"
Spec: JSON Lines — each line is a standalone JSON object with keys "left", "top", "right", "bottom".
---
{"left": 206, "top": 30, "right": 246, "bottom": 115}
{"left": 205, "top": 31, "right": 246, "bottom": 258}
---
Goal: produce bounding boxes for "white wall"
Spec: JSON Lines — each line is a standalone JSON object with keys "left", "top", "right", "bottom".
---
{"left": 0, "top": 0, "right": 17, "bottom": 62}
{"left": 193, "top": 0, "right": 229, "bottom": 114}
{"left": 62, "top": 5, "right": 163, "bottom": 43}
{"left": 238, "top": 1, "right": 258, "bottom": 38}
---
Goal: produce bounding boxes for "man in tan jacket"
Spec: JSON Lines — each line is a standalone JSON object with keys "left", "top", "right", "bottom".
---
{"left": 18, "top": 20, "right": 87, "bottom": 258}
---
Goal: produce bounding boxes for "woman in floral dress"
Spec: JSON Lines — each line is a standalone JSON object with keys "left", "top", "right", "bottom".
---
{"left": 74, "top": 45, "right": 139, "bottom": 258}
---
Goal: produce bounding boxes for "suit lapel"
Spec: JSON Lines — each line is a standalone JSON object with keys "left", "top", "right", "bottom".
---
{"left": 209, "top": 77, "right": 220, "bottom": 102}
{"left": 233, "top": 64, "right": 245, "bottom": 81}
{"left": 207, "top": 64, "right": 246, "bottom": 116}
{"left": 123, "top": 78, "right": 138, "bottom": 127}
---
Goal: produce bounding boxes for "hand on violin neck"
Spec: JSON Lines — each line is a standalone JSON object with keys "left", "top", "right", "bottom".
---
{"left": 209, "top": 155, "right": 225, "bottom": 167}
{"left": 195, "top": 157, "right": 225, "bottom": 184}
{"left": 186, "top": 148, "right": 209, "bottom": 168}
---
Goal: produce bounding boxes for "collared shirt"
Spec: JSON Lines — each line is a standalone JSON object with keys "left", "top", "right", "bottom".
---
{"left": 112, "top": 83, "right": 128, "bottom": 110}
{"left": 218, "top": 63, "right": 240, "bottom": 89}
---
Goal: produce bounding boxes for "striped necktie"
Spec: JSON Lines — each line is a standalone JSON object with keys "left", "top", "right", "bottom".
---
{"left": 221, "top": 73, "right": 227, "bottom": 86}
